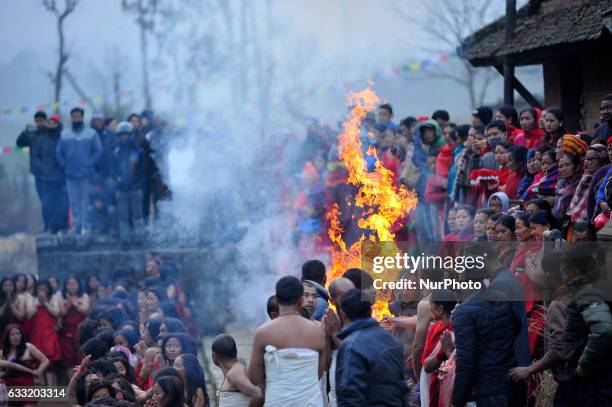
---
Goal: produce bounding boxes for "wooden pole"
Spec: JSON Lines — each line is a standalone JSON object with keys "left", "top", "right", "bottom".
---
{"left": 504, "top": 0, "right": 516, "bottom": 105}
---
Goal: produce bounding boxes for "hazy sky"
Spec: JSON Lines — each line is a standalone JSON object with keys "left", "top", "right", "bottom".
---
{"left": 0, "top": 1, "right": 139, "bottom": 65}
{"left": 0, "top": 0, "right": 535, "bottom": 129}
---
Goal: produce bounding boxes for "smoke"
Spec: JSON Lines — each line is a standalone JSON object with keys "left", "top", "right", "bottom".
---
{"left": 155, "top": 1, "right": 413, "bottom": 327}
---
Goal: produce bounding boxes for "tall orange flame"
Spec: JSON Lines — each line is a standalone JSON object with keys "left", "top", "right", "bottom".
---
{"left": 326, "top": 87, "right": 418, "bottom": 320}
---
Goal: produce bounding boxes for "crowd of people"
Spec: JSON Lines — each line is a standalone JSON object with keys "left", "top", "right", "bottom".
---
{"left": 6, "top": 91, "right": 612, "bottom": 407}
{"left": 0, "top": 255, "right": 205, "bottom": 406}
{"left": 212, "top": 248, "right": 612, "bottom": 407}
{"left": 294, "top": 94, "right": 612, "bottom": 249}
{"left": 16, "top": 108, "right": 169, "bottom": 249}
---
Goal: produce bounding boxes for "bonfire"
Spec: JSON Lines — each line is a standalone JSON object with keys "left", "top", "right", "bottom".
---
{"left": 326, "top": 87, "right": 418, "bottom": 319}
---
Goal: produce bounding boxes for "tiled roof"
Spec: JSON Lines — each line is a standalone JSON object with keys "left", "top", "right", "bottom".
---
{"left": 459, "top": 0, "right": 612, "bottom": 64}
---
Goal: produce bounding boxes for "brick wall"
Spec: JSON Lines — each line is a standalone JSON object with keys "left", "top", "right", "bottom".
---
{"left": 581, "top": 51, "right": 612, "bottom": 133}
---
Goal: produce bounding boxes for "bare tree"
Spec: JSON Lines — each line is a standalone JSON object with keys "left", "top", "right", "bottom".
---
{"left": 89, "top": 48, "right": 133, "bottom": 119}
{"left": 394, "top": 0, "right": 501, "bottom": 109}
{"left": 122, "top": 0, "right": 160, "bottom": 110}
{"left": 42, "top": 0, "right": 79, "bottom": 113}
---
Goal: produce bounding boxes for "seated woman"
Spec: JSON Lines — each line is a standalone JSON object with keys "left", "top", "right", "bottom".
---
{"left": 494, "top": 215, "right": 517, "bottom": 269}
{"left": 487, "top": 192, "right": 510, "bottom": 215}
{"left": 174, "top": 353, "right": 210, "bottom": 407}
{"left": 473, "top": 208, "right": 495, "bottom": 241}
{"left": 514, "top": 107, "right": 545, "bottom": 148}
{"left": 450, "top": 205, "right": 475, "bottom": 241}
{"left": 494, "top": 140, "right": 513, "bottom": 193}
{"left": 525, "top": 149, "right": 558, "bottom": 203}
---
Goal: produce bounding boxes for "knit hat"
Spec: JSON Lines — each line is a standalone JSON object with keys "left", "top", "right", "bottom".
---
{"left": 560, "top": 134, "right": 588, "bottom": 155}
{"left": 116, "top": 121, "right": 133, "bottom": 135}
{"left": 92, "top": 111, "right": 104, "bottom": 120}
{"left": 49, "top": 114, "right": 61, "bottom": 123}
{"left": 607, "top": 136, "right": 612, "bottom": 145}
{"left": 472, "top": 106, "right": 493, "bottom": 125}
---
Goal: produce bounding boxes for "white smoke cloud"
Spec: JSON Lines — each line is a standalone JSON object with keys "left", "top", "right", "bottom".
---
{"left": 159, "top": 1, "right": 415, "bottom": 326}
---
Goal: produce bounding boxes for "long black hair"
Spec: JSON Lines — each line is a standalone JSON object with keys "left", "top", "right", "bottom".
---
{"left": 161, "top": 317, "right": 187, "bottom": 334}
{"left": 161, "top": 333, "right": 197, "bottom": 365}
{"left": 177, "top": 353, "right": 210, "bottom": 407}
{"left": 0, "top": 277, "right": 15, "bottom": 305}
{"left": 2, "top": 324, "right": 27, "bottom": 362}
{"left": 63, "top": 274, "right": 84, "bottom": 297}
{"left": 155, "top": 375, "right": 185, "bottom": 407}
{"left": 11, "top": 273, "right": 27, "bottom": 294}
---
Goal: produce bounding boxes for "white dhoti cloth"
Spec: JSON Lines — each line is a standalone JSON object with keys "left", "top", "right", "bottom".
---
{"left": 264, "top": 345, "right": 323, "bottom": 407}
{"left": 420, "top": 366, "right": 430, "bottom": 407}
{"left": 328, "top": 350, "right": 338, "bottom": 407}
{"left": 218, "top": 390, "right": 251, "bottom": 407}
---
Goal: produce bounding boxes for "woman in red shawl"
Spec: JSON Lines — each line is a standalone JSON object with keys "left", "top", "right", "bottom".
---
{"left": 27, "top": 280, "right": 61, "bottom": 384}
{"left": 514, "top": 108, "right": 545, "bottom": 149}
{"left": 422, "top": 289, "right": 457, "bottom": 407}
{"left": 495, "top": 105, "right": 522, "bottom": 143}
{"left": 505, "top": 146, "right": 528, "bottom": 199}
{"left": 511, "top": 213, "right": 543, "bottom": 318}
{"left": 59, "top": 276, "right": 89, "bottom": 371}
{"left": 494, "top": 140, "right": 513, "bottom": 192}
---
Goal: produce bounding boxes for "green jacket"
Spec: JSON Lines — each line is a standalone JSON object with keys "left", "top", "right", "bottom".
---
{"left": 562, "top": 283, "right": 612, "bottom": 376}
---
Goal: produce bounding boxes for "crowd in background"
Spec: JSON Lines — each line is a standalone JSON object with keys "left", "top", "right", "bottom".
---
{"left": 16, "top": 108, "right": 170, "bottom": 249}
{"left": 292, "top": 94, "right": 612, "bottom": 250}
{"left": 0, "top": 255, "right": 207, "bottom": 406}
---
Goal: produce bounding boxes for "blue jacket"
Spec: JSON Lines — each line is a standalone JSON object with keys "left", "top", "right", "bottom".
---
{"left": 336, "top": 317, "right": 406, "bottom": 406}
{"left": 451, "top": 289, "right": 519, "bottom": 406}
{"left": 94, "top": 128, "right": 118, "bottom": 178}
{"left": 489, "top": 267, "right": 531, "bottom": 367}
{"left": 112, "top": 140, "right": 144, "bottom": 191}
{"left": 595, "top": 166, "right": 612, "bottom": 205}
{"left": 56, "top": 126, "right": 102, "bottom": 179}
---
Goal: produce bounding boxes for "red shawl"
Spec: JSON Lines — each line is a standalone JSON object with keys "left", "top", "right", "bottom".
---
{"left": 496, "top": 166, "right": 511, "bottom": 192}
{"left": 507, "top": 124, "right": 522, "bottom": 143}
{"left": 504, "top": 170, "right": 523, "bottom": 199}
{"left": 422, "top": 321, "right": 453, "bottom": 407}
{"left": 514, "top": 128, "right": 546, "bottom": 149}
{"left": 511, "top": 240, "right": 543, "bottom": 313}
{"left": 436, "top": 144, "right": 455, "bottom": 178}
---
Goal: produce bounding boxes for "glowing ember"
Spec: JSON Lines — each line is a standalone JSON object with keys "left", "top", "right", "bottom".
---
{"left": 326, "top": 87, "right": 418, "bottom": 320}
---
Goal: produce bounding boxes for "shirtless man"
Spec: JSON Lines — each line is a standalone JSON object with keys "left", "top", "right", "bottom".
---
{"left": 212, "top": 334, "right": 262, "bottom": 407}
{"left": 249, "top": 276, "right": 325, "bottom": 406}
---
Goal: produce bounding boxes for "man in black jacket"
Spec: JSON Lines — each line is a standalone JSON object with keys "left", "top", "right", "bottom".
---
{"left": 336, "top": 289, "right": 406, "bottom": 406}
{"left": 452, "top": 242, "right": 519, "bottom": 407}
{"left": 112, "top": 122, "right": 144, "bottom": 249}
{"left": 560, "top": 244, "right": 612, "bottom": 406}
{"left": 37, "top": 115, "right": 69, "bottom": 233}
{"left": 16, "top": 111, "right": 50, "bottom": 231}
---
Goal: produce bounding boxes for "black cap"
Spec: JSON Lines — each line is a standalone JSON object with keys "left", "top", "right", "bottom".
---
{"left": 472, "top": 106, "right": 493, "bottom": 125}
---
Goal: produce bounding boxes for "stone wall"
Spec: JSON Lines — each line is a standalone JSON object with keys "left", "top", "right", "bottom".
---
{"left": 0, "top": 233, "right": 37, "bottom": 276}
